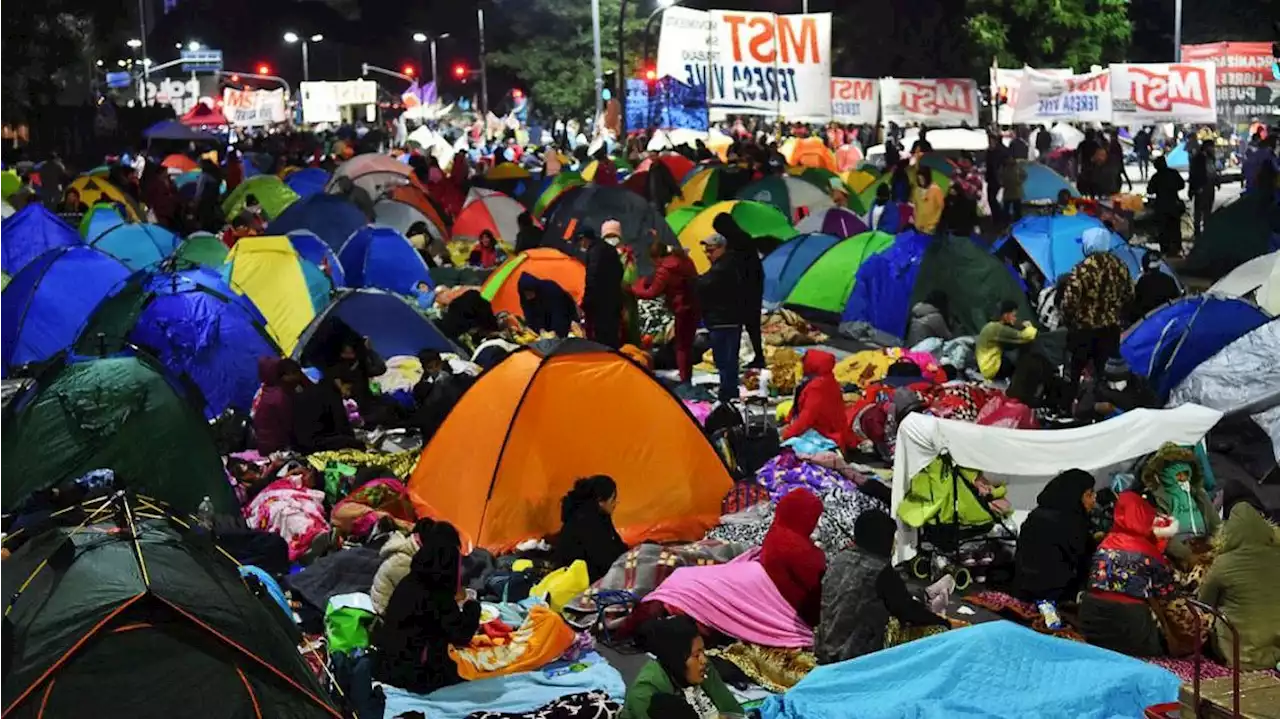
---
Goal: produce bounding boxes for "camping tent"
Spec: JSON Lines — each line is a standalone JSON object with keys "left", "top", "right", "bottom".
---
{"left": 286, "top": 230, "right": 348, "bottom": 287}
{"left": 88, "top": 223, "right": 182, "bottom": 271}
{"left": 670, "top": 165, "right": 756, "bottom": 213}
{"left": 221, "top": 175, "right": 300, "bottom": 220}
{"left": 1209, "top": 250, "right": 1279, "bottom": 315}
{"left": 1, "top": 505, "right": 340, "bottom": 718}
{"left": 891, "top": 404, "right": 1223, "bottom": 562}
{"left": 79, "top": 202, "right": 129, "bottom": 241}
{"left": 532, "top": 171, "right": 586, "bottom": 219}
{"left": 283, "top": 167, "right": 331, "bottom": 198}
{"left": 856, "top": 168, "right": 950, "bottom": 215}
{"left": 170, "top": 232, "right": 229, "bottom": 268}
{"left": 221, "top": 236, "right": 334, "bottom": 354}
{"left": 1183, "top": 193, "right": 1280, "bottom": 277}
{"left": 784, "top": 136, "right": 839, "bottom": 172}
{"left": 762, "top": 233, "right": 842, "bottom": 307}
{"left": 1, "top": 204, "right": 83, "bottom": 275}
{"left": 453, "top": 192, "right": 526, "bottom": 245}
{"left": 327, "top": 153, "right": 416, "bottom": 197}
{"left": 338, "top": 225, "right": 432, "bottom": 294}
{"left": 794, "top": 206, "right": 868, "bottom": 239}
{"left": 669, "top": 201, "right": 798, "bottom": 272}
{"left": 737, "top": 175, "right": 838, "bottom": 221}
{"left": 1, "top": 353, "right": 237, "bottom": 513}
{"left": 994, "top": 214, "right": 1149, "bottom": 284}
{"left": 481, "top": 248, "right": 585, "bottom": 318}
{"left": 1121, "top": 295, "right": 1273, "bottom": 399}
{"left": 294, "top": 289, "right": 457, "bottom": 366}
{"left": 2, "top": 246, "right": 132, "bottom": 376}
{"left": 268, "top": 194, "right": 369, "bottom": 251}
{"left": 1022, "top": 162, "right": 1079, "bottom": 202}
{"left": 180, "top": 102, "right": 229, "bottom": 127}
{"left": 541, "top": 185, "right": 677, "bottom": 276}
{"left": 377, "top": 184, "right": 449, "bottom": 243}
{"left": 65, "top": 175, "right": 143, "bottom": 220}
{"left": 76, "top": 269, "right": 279, "bottom": 418}
{"left": 785, "top": 231, "right": 896, "bottom": 315}
{"left": 407, "top": 339, "right": 732, "bottom": 549}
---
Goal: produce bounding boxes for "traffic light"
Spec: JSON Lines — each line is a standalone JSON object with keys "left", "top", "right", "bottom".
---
{"left": 403, "top": 65, "right": 415, "bottom": 77}
{"left": 256, "top": 63, "right": 271, "bottom": 75}
{"left": 453, "top": 63, "right": 468, "bottom": 79}
{"left": 644, "top": 67, "right": 657, "bottom": 82}
{"left": 511, "top": 88, "right": 524, "bottom": 101}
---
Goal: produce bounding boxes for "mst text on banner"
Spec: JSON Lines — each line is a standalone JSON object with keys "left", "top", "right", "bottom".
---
{"left": 222, "top": 88, "right": 287, "bottom": 126}
{"left": 1109, "top": 63, "right": 1217, "bottom": 124}
{"left": 1011, "top": 67, "right": 1112, "bottom": 124}
{"left": 830, "top": 78, "right": 878, "bottom": 124}
{"left": 880, "top": 78, "right": 979, "bottom": 126}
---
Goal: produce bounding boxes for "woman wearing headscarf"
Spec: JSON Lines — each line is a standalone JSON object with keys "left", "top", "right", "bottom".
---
{"left": 518, "top": 274, "right": 578, "bottom": 337}
{"left": 1013, "top": 470, "right": 1097, "bottom": 619}
{"left": 760, "top": 489, "right": 826, "bottom": 627}
{"left": 373, "top": 521, "right": 482, "bottom": 693}
{"left": 252, "top": 357, "right": 305, "bottom": 455}
{"left": 620, "top": 616, "right": 743, "bottom": 719}
{"left": 780, "top": 350, "right": 855, "bottom": 452}
{"left": 552, "top": 475, "right": 627, "bottom": 582}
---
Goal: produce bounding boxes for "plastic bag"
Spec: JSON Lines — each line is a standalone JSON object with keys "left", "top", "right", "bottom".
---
{"left": 529, "top": 560, "right": 589, "bottom": 612}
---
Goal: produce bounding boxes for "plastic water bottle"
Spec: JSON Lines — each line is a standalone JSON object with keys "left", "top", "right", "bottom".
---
{"left": 1037, "top": 600, "right": 1063, "bottom": 630}
{"left": 196, "top": 496, "right": 215, "bottom": 530}
{"left": 757, "top": 368, "right": 772, "bottom": 398}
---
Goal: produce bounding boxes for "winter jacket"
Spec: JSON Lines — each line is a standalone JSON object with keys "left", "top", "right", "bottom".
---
{"left": 631, "top": 253, "right": 699, "bottom": 318}
{"left": 619, "top": 656, "right": 741, "bottom": 719}
{"left": 1075, "top": 375, "right": 1159, "bottom": 422}
{"left": 252, "top": 357, "right": 294, "bottom": 455}
{"left": 760, "top": 489, "right": 826, "bottom": 627}
{"left": 553, "top": 504, "right": 628, "bottom": 583}
{"left": 583, "top": 241, "right": 625, "bottom": 346}
{"left": 292, "top": 383, "right": 363, "bottom": 454}
{"left": 905, "top": 302, "right": 952, "bottom": 347}
{"left": 1088, "top": 492, "right": 1175, "bottom": 607}
{"left": 782, "top": 350, "right": 855, "bottom": 451}
{"left": 1140, "top": 443, "right": 1221, "bottom": 561}
{"left": 412, "top": 370, "right": 475, "bottom": 441}
{"left": 518, "top": 274, "right": 577, "bottom": 337}
{"left": 1198, "top": 504, "right": 1280, "bottom": 670}
{"left": 1130, "top": 270, "right": 1181, "bottom": 322}
{"left": 1014, "top": 470, "right": 1095, "bottom": 602}
{"left": 713, "top": 213, "right": 765, "bottom": 306}
{"left": 999, "top": 162, "right": 1027, "bottom": 201}
{"left": 370, "top": 531, "right": 419, "bottom": 615}
{"left": 694, "top": 253, "right": 745, "bottom": 328}
{"left": 975, "top": 321, "right": 1038, "bottom": 379}
{"left": 911, "top": 183, "right": 945, "bottom": 234}
{"left": 1059, "top": 230, "right": 1134, "bottom": 330}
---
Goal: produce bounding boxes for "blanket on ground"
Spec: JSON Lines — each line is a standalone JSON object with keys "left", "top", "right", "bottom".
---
{"left": 243, "top": 477, "right": 329, "bottom": 560}
{"left": 287, "top": 547, "right": 383, "bottom": 611}
{"left": 304, "top": 449, "right": 419, "bottom": 478}
{"left": 759, "top": 622, "right": 1179, "bottom": 719}
{"left": 464, "top": 691, "right": 620, "bottom": 719}
{"left": 451, "top": 605, "right": 577, "bottom": 680}
{"left": 381, "top": 652, "right": 626, "bottom": 719}
{"left": 706, "top": 482, "right": 886, "bottom": 558}
{"left": 706, "top": 642, "right": 817, "bottom": 693}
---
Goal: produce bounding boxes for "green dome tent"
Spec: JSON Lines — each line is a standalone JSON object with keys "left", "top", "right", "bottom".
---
{"left": 785, "top": 230, "right": 896, "bottom": 315}
{"left": 1183, "top": 193, "right": 1280, "bottom": 278}
{"left": 171, "top": 231, "right": 230, "bottom": 267}
{"left": 1, "top": 354, "right": 236, "bottom": 514}
{"left": 221, "top": 175, "right": 301, "bottom": 221}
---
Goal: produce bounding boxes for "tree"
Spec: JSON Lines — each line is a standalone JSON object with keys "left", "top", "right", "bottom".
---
{"left": 1, "top": 2, "right": 100, "bottom": 122}
{"left": 486, "top": 0, "right": 648, "bottom": 119}
{"left": 966, "top": 0, "right": 1131, "bottom": 74}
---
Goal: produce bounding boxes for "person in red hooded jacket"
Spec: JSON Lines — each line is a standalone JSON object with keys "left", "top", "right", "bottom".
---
{"left": 781, "top": 350, "right": 856, "bottom": 452}
{"left": 1080, "top": 492, "right": 1181, "bottom": 657}
{"left": 632, "top": 240, "right": 700, "bottom": 383}
{"left": 760, "top": 489, "right": 826, "bottom": 627}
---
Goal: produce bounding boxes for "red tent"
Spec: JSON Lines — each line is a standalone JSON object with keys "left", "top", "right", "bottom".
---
{"left": 180, "top": 102, "right": 229, "bottom": 127}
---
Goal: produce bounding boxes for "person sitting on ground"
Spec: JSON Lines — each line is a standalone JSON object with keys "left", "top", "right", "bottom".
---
{"left": 373, "top": 521, "right": 482, "bottom": 693}
{"left": 620, "top": 616, "right": 743, "bottom": 719}
{"left": 252, "top": 357, "right": 305, "bottom": 455}
{"left": 467, "top": 229, "right": 507, "bottom": 269}
{"left": 1013, "top": 470, "right": 1097, "bottom": 619}
{"left": 1129, "top": 252, "right": 1181, "bottom": 322}
{"left": 760, "top": 489, "right": 826, "bottom": 627}
{"left": 411, "top": 350, "right": 475, "bottom": 441}
{"left": 976, "top": 300, "right": 1038, "bottom": 381}
{"left": 781, "top": 349, "right": 856, "bottom": 452}
{"left": 411, "top": 280, "right": 436, "bottom": 310}
{"left": 518, "top": 273, "right": 578, "bottom": 337}
{"left": 816, "top": 509, "right": 949, "bottom": 664}
{"left": 1139, "top": 442, "right": 1221, "bottom": 567}
{"left": 905, "top": 291, "right": 953, "bottom": 347}
{"left": 1079, "top": 492, "right": 1183, "bottom": 657}
{"left": 1197, "top": 503, "right": 1280, "bottom": 671}
{"left": 292, "top": 365, "right": 365, "bottom": 454}
{"left": 371, "top": 517, "right": 435, "bottom": 615}
{"left": 552, "top": 475, "right": 628, "bottom": 583}
{"left": 1074, "top": 356, "right": 1159, "bottom": 424}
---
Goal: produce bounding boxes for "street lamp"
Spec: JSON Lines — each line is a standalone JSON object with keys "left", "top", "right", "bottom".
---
{"left": 187, "top": 41, "right": 201, "bottom": 52}
{"left": 126, "top": 39, "right": 145, "bottom": 103}
{"left": 284, "top": 31, "right": 323, "bottom": 82}
{"left": 412, "top": 32, "right": 451, "bottom": 87}
{"left": 126, "top": 39, "right": 142, "bottom": 49}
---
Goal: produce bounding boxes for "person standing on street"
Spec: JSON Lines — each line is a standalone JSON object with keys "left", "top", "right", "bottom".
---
{"left": 1059, "top": 229, "right": 1133, "bottom": 389}
{"left": 1188, "top": 140, "right": 1217, "bottom": 240}
{"left": 1147, "top": 157, "right": 1186, "bottom": 257}
{"left": 986, "top": 131, "right": 1006, "bottom": 224}
{"left": 695, "top": 234, "right": 745, "bottom": 404}
{"left": 1133, "top": 127, "right": 1153, "bottom": 181}
{"left": 580, "top": 227, "right": 625, "bottom": 348}
{"left": 1034, "top": 125, "right": 1053, "bottom": 164}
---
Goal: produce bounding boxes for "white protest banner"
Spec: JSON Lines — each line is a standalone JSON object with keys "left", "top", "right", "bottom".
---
{"left": 1109, "top": 63, "right": 1217, "bottom": 124}
{"left": 1011, "top": 67, "right": 1112, "bottom": 124}
{"left": 655, "top": 6, "right": 717, "bottom": 88}
{"left": 830, "top": 78, "right": 878, "bottom": 124}
{"left": 222, "top": 88, "right": 287, "bottom": 126}
{"left": 880, "top": 78, "right": 979, "bottom": 126}
{"left": 300, "top": 82, "right": 340, "bottom": 124}
{"left": 991, "top": 67, "right": 1071, "bottom": 124}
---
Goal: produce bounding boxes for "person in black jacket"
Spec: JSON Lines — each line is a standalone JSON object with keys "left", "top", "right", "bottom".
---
{"left": 518, "top": 273, "right": 578, "bottom": 337}
{"left": 711, "top": 212, "right": 765, "bottom": 368}
{"left": 1129, "top": 252, "right": 1181, "bottom": 322}
{"left": 1013, "top": 469, "right": 1096, "bottom": 605}
{"left": 292, "top": 366, "right": 365, "bottom": 454}
{"left": 552, "top": 475, "right": 627, "bottom": 582}
{"left": 373, "top": 521, "right": 482, "bottom": 693}
{"left": 412, "top": 351, "right": 475, "bottom": 441}
{"left": 513, "top": 211, "right": 541, "bottom": 253}
{"left": 579, "top": 230, "right": 624, "bottom": 348}
{"left": 695, "top": 233, "right": 745, "bottom": 403}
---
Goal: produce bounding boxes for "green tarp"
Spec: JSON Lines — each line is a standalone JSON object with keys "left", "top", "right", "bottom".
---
{"left": 786, "top": 230, "right": 895, "bottom": 313}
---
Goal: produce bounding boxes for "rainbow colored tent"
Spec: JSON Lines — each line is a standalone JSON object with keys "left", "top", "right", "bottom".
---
{"left": 669, "top": 201, "right": 798, "bottom": 272}
{"left": 221, "top": 236, "right": 334, "bottom": 354}
{"left": 784, "top": 231, "right": 895, "bottom": 315}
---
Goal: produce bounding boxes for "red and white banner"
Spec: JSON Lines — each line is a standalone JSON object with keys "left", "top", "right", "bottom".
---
{"left": 1109, "top": 63, "right": 1217, "bottom": 124}
{"left": 1180, "top": 42, "right": 1279, "bottom": 122}
{"left": 991, "top": 67, "right": 1071, "bottom": 124}
{"left": 1012, "top": 67, "right": 1113, "bottom": 124}
{"left": 830, "top": 78, "right": 878, "bottom": 124}
{"left": 222, "top": 88, "right": 287, "bottom": 126}
{"left": 880, "top": 78, "right": 979, "bottom": 126}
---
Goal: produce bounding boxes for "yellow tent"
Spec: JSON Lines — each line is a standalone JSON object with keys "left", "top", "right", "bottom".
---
{"left": 65, "top": 175, "right": 143, "bottom": 220}
{"left": 843, "top": 168, "right": 879, "bottom": 194}
{"left": 221, "top": 236, "right": 334, "bottom": 354}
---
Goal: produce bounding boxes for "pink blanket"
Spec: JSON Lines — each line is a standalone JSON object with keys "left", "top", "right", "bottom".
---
{"left": 641, "top": 549, "right": 814, "bottom": 648}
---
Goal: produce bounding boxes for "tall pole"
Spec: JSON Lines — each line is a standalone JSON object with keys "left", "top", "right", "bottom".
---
{"left": 1173, "top": 0, "right": 1182, "bottom": 61}
{"left": 617, "top": 0, "right": 631, "bottom": 136}
{"left": 591, "top": 0, "right": 604, "bottom": 122}
{"left": 302, "top": 40, "right": 311, "bottom": 82}
{"left": 430, "top": 39, "right": 440, "bottom": 90}
{"left": 478, "top": 8, "right": 490, "bottom": 133}
{"left": 803, "top": 0, "right": 809, "bottom": 12}
{"left": 137, "top": 0, "right": 149, "bottom": 105}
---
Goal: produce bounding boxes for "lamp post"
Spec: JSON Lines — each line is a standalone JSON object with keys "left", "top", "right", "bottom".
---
{"left": 413, "top": 32, "right": 451, "bottom": 88}
{"left": 1173, "top": 0, "right": 1182, "bottom": 61}
{"left": 136, "top": 0, "right": 149, "bottom": 105}
{"left": 127, "top": 39, "right": 144, "bottom": 105}
{"left": 284, "top": 32, "right": 324, "bottom": 82}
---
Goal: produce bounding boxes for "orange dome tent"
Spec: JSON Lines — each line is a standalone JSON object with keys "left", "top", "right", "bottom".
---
{"left": 407, "top": 339, "right": 733, "bottom": 549}
{"left": 480, "top": 248, "right": 585, "bottom": 318}
{"left": 787, "top": 136, "right": 839, "bottom": 172}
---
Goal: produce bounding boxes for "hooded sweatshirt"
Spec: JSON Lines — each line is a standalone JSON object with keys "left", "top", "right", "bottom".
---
{"left": 1140, "top": 443, "right": 1221, "bottom": 561}
{"left": 252, "top": 357, "right": 295, "bottom": 455}
{"left": 518, "top": 273, "right": 577, "bottom": 337}
{"left": 1088, "top": 492, "right": 1176, "bottom": 605}
{"left": 1197, "top": 504, "right": 1280, "bottom": 670}
{"left": 760, "top": 489, "right": 827, "bottom": 626}
{"left": 1014, "top": 469, "right": 1095, "bottom": 602}
{"left": 1059, "top": 229, "right": 1134, "bottom": 330}
{"left": 905, "top": 302, "right": 952, "bottom": 347}
{"left": 782, "top": 350, "right": 855, "bottom": 451}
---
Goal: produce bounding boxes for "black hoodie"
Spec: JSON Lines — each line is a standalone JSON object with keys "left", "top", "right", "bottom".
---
{"left": 1013, "top": 469, "right": 1096, "bottom": 601}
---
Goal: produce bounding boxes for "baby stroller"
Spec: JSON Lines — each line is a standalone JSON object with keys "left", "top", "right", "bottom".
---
{"left": 898, "top": 450, "right": 1017, "bottom": 591}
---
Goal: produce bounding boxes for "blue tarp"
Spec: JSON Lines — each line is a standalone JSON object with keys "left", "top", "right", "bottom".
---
{"left": 1165, "top": 141, "right": 1190, "bottom": 170}
{"left": 760, "top": 622, "right": 1178, "bottom": 719}
{"left": 338, "top": 225, "right": 433, "bottom": 294}
{"left": 1, "top": 204, "right": 84, "bottom": 275}
{"left": 1121, "top": 295, "right": 1272, "bottom": 398}
{"left": 841, "top": 230, "right": 931, "bottom": 334}
{"left": 283, "top": 168, "right": 331, "bottom": 198}
{"left": 2, "top": 247, "right": 131, "bottom": 375}
{"left": 763, "top": 233, "right": 840, "bottom": 306}
{"left": 995, "top": 214, "right": 1145, "bottom": 284}
{"left": 293, "top": 289, "right": 455, "bottom": 365}
{"left": 90, "top": 224, "right": 182, "bottom": 271}
{"left": 1022, "top": 162, "right": 1079, "bottom": 202}
{"left": 267, "top": 194, "right": 368, "bottom": 251}
{"left": 287, "top": 230, "right": 347, "bottom": 287}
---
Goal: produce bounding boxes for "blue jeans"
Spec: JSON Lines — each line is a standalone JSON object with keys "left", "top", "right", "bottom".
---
{"left": 708, "top": 326, "right": 742, "bottom": 403}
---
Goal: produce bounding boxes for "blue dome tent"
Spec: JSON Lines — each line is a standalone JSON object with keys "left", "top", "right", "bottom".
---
{"left": 89, "top": 223, "right": 182, "bottom": 271}
{"left": 762, "top": 233, "right": 841, "bottom": 306}
{"left": 994, "top": 214, "right": 1163, "bottom": 285}
{"left": 1022, "top": 163, "right": 1079, "bottom": 202}
{"left": 267, "top": 194, "right": 368, "bottom": 251}
{"left": 284, "top": 168, "right": 331, "bottom": 198}
{"left": 76, "top": 270, "right": 281, "bottom": 418}
{"left": 337, "top": 225, "right": 432, "bottom": 294}
{"left": 2, "top": 246, "right": 131, "bottom": 376}
{"left": 286, "top": 231, "right": 347, "bottom": 287}
{"left": 1121, "top": 295, "right": 1272, "bottom": 399}
{"left": 79, "top": 203, "right": 129, "bottom": 242}
{"left": 1, "top": 204, "right": 83, "bottom": 275}
{"left": 293, "top": 289, "right": 457, "bottom": 368}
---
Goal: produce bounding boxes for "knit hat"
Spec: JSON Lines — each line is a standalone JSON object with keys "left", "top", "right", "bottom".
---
{"left": 1103, "top": 356, "right": 1129, "bottom": 379}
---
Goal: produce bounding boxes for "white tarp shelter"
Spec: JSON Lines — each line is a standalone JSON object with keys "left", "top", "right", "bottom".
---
{"left": 1209, "top": 251, "right": 1279, "bottom": 316}
{"left": 890, "top": 404, "right": 1223, "bottom": 562}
